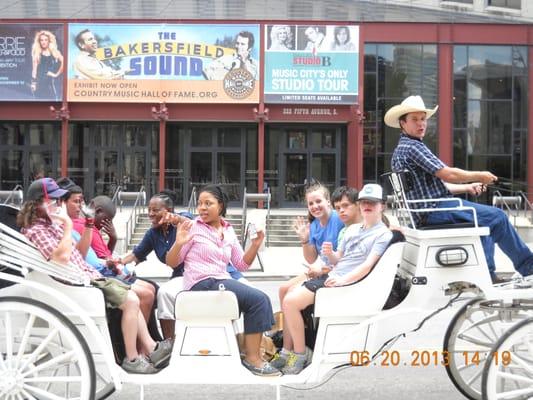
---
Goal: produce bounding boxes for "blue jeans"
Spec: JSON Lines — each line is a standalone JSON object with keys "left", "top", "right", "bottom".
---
{"left": 426, "top": 199, "right": 533, "bottom": 276}
{"left": 190, "top": 278, "right": 274, "bottom": 334}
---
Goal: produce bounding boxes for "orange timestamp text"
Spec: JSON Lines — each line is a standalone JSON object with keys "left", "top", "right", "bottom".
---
{"left": 350, "top": 350, "right": 512, "bottom": 367}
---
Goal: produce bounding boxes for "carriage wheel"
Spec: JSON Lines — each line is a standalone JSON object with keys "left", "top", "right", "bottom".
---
{"left": 0, "top": 296, "right": 96, "bottom": 400}
{"left": 482, "top": 316, "right": 533, "bottom": 400}
{"left": 443, "top": 298, "right": 530, "bottom": 400}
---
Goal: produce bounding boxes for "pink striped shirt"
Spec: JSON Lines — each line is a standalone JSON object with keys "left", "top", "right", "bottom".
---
{"left": 179, "top": 217, "right": 249, "bottom": 290}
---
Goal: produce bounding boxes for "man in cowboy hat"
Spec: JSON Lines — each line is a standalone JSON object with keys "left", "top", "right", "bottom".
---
{"left": 388, "top": 95, "right": 533, "bottom": 281}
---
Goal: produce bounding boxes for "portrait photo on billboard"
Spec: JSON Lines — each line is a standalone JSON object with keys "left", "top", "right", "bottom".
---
{"left": 0, "top": 23, "right": 64, "bottom": 101}
{"left": 266, "top": 25, "right": 295, "bottom": 51}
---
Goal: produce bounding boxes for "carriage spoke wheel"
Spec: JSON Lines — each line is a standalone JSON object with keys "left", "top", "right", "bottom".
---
{"left": 482, "top": 316, "right": 533, "bottom": 400}
{"left": 0, "top": 296, "right": 96, "bottom": 400}
{"left": 444, "top": 298, "right": 529, "bottom": 400}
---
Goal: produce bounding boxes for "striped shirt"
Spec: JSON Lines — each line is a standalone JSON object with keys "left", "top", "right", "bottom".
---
{"left": 179, "top": 217, "right": 249, "bottom": 290}
{"left": 23, "top": 218, "right": 102, "bottom": 281}
{"left": 391, "top": 133, "right": 451, "bottom": 222}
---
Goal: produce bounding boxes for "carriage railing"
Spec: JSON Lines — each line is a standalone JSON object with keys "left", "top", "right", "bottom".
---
{"left": 385, "top": 171, "right": 479, "bottom": 230}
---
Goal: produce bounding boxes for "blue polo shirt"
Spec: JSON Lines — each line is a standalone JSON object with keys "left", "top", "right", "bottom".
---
{"left": 309, "top": 210, "right": 344, "bottom": 265}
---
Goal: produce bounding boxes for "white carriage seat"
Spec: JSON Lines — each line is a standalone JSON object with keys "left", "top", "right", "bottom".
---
{"left": 175, "top": 290, "right": 240, "bottom": 320}
{"left": 314, "top": 241, "right": 405, "bottom": 318}
{"left": 385, "top": 171, "right": 479, "bottom": 230}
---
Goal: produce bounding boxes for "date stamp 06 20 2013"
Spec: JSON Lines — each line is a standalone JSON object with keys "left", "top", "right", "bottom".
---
{"left": 350, "top": 350, "right": 512, "bottom": 367}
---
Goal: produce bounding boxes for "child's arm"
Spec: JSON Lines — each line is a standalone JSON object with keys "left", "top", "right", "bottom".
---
{"left": 322, "top": 241, "right": 342, "bottom": 265}
{"left": 324, "top": 253, "right": 381, "bottom": 287}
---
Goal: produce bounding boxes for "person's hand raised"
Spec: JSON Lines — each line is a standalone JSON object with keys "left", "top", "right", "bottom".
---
{"left": 176, "top": 219, "right": 193, "bottom": 246}
{"left": 292, "top": 216, "right": 310, "bottom": 244}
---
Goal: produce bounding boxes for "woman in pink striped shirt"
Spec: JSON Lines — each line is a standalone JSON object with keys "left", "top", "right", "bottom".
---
{"left": 166, "top": 184, "right": 281, "bottom": 377}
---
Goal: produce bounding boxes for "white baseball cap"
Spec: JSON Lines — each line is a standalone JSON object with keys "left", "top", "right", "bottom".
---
{"left": 358, "top": 184, "right": 385, "bottom": 202}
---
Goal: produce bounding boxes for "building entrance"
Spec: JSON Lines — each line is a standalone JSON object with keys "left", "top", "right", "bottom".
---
{"left": 266, "top": 126, "right": 345, "bottom": 207}
{"left": 166, "top": 124, "right": 257, "bottom": 207}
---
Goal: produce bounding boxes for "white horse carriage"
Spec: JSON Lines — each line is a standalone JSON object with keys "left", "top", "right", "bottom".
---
{"left": 1, "top": 171, "right": 533, "bottom": 400}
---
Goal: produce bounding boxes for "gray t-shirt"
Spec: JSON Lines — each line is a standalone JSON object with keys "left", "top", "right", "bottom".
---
{"left": 330, "top": 221, "right": 392, "bottom": 279}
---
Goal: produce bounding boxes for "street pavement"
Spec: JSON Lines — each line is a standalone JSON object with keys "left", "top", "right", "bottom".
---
{"left": 109, "top": 280, "right": 471, "bottom": 400}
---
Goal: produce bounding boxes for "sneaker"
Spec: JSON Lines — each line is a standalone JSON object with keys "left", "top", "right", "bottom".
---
{"left": 491, "top": 273, "right": 510, "bottom": 285}
{"left": 242, "top": 359, "right": 282, "bottom": 377}
{"left": 122, "top": 356, "right": 158, "bottom": 374}
{"left": 148, "top": 338, "right": 173, "bottom": 369}
{"left": 281, "top": 347, "right": 312, "bottom": 375}
{"left": 269, "top": 350, "right": 291, "bottom": 370}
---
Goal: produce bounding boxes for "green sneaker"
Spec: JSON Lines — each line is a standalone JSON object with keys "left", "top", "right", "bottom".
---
{"left": 270, "top": 350, "right": 291, "bottom": 370}
{"left": 281, "top": 347, "right": 312, "bottom": 375}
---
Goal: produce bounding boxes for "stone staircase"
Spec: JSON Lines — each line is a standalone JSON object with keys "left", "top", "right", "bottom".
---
{"left": 127, "top": 212, "right": 302, "bottom": 250}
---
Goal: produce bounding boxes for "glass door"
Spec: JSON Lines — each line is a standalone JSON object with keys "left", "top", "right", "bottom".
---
{"left": 284, "top": 153, "right": 307, "bottom": 205}
{"left": 217, "top": 152, "right": 241, "bottom": 202}
{"left": 277, "top": 126, "right": 342, "bottom": 207}
{"left": 74, "top": 122, "right": 155, "bottom": 199}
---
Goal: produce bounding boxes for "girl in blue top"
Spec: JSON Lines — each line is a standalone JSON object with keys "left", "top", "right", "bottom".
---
{"left": 276, "top": 183, "right": 344, "bottom": 358}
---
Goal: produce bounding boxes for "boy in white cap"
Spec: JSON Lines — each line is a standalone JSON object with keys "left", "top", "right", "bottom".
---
{"left": 387, "top": 95, "right": 533, "bottom": 281}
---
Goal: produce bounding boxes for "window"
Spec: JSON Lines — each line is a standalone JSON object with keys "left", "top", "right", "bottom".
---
{"left": 488, "top": 0, "right": 521, "bottom": 10}
{"left": 441, "top": 0, "right": 472, "bottom": 4}
{"left": 453, "top": 45, "right": 528, "bottom": 199}
{"left": 363, "top": 43, "right": 438, "bottom": 183}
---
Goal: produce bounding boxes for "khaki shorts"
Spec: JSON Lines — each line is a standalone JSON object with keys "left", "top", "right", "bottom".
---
{"left": 91, "top": 277, "right": 131, "bottom": 309}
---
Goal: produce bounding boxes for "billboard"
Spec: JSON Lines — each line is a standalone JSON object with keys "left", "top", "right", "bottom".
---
{"left": 67, "top": 23, "right": 260, "bottom": 103}
{"left": 264, "top": 24, "right": 358, "bottom": 104}
{"left": 0, "top": 24, "right": 64, "bottom": 101}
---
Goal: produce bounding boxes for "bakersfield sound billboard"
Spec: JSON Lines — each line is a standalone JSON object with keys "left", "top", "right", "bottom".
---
{"left": 264, "top": 24, "right": 358, "bottom": 104}
{"left": 67, "top": 23, "right": 260, "bottom": 103}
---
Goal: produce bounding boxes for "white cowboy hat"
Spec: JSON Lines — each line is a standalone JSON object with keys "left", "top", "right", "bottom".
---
{"left": 384, "top": 95, "right": 438, "bottom": 128}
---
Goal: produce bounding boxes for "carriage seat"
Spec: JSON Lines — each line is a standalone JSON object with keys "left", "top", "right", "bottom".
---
{"left": 314, "top": 241, "right": 405, "bottom": 318}
{"left": 175, "top": 290, "right": 240, "bottom": 320}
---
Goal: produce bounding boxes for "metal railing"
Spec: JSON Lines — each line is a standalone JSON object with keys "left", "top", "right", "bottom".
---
{"left": 517, "top": 191, "right": 533, "bottom": 224}
{"left": 187, "top": 186, "right": 197, "bottom": 215}
{"left": 492, "top": 190, "right": 522, "bottom": 226}
{"left": 0, "top": 185, "right": 23, "bottom": 206}
{"left": 124, "top": 186, "right": 146, "bottom": 250}
{"left": 111, "top": 185, "right": 122, "bottom": 207}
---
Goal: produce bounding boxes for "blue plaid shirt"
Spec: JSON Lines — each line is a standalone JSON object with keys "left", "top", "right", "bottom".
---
{"left": 391, "top": 133, "right": 451, "bottom": 222}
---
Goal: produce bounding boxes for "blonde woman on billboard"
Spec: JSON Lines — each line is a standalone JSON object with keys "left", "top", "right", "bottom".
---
{"left": 31, "top": 30, "right": 64, "bottom": 100}
{"left": 269, "top": 25, "right": 292, "bottom": 51}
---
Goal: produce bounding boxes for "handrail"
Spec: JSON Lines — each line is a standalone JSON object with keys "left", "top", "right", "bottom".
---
{"left": 124, "top": 186, "right": 146, "bottom": 250}
{"left": 492, "top": 190, "right": 521, "bottom": 227}
{"left": 111, "top": 185, "right": 122, "bottom": 206}
{"left": 187, "top": 186, "right": 197, "bottom": 215}
{"left": 2, "top": 184, "right": 23, "bottom": 205}
{"left": 517, "top": 191, "right": 533, "bottom": 224}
